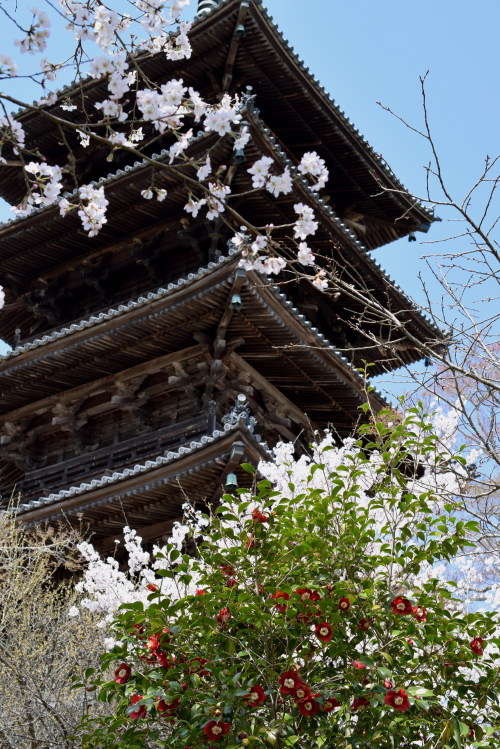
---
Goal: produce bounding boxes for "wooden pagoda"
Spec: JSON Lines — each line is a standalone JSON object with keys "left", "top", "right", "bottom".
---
{"left": 0, "top": 0, "right": 440, "bottom": 549}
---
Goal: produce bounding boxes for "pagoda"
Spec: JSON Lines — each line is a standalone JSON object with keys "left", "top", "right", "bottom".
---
{"left": 0, "top": 0, "right": 439, "bottom": 551}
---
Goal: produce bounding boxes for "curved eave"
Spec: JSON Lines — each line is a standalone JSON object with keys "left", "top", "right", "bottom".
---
{"left": 15, "top": 420, "right": 271, "bottom": 524}
{"left": 248, "top": 115, "right": 443, "bottom": 345}
{"left": 0, "top": 252, "right": 387, "bottom": 416}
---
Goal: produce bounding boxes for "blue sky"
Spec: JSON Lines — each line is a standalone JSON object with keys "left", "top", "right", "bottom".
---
{"left": 0, "top": 0, "right": 498, "bottom": 370}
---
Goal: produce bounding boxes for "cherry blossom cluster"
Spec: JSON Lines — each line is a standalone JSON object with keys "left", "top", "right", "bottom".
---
{"left": 72, "top": 185, "right": 108, "bottom": 236}
{"left": 0, "top": 115, "right": 25, "bottom": 160}
{"left": 298, "top": 151, "right": 329, "bottom": 191}
{"left": 14, "top": 7, "right": 51, "bottom": 55}
{"left": 0, "top": 54, "right": 18, "bottom": 77}
{"left": 11, "top": 162, "right": 63, "bottom": 216}
{"left": 247, "top": 155, "right": 293, "bottom": 197}
{"left": 234, "top": 231, "right": 286, "bottom": 276}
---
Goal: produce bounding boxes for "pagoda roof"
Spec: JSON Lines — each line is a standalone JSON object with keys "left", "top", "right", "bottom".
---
{"left": 0, "top": 0, "right": 434, "bottom": 250}
{"left": 15, "top": 418, "right": 271, "bottom": 533}
{"left": 0, "top": 250, "right": 387, "bottom": 424}
{"left": 0, "top": 120, "right": 441, "bottom": 366}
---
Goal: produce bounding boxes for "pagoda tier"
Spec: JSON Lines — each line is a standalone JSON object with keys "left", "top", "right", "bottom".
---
{"left": 0, "top": 0, "right": 434, "bottom": 249}
{"left": 0, "top": 0, "right": 442, "bottom": 544}
{"left": 1, "top": 248, "right": 387, "bottom": 522}
{"left": 0, "top": 118, "right": 440, "bottom": 359}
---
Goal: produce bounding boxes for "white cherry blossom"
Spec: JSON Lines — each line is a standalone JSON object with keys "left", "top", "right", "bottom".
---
{"left": 294, "top": 202, "right": 319, "bottom": 240}
{"left": 299, "top": 151, "right": 329, "bottom": 191}
{"left": 197, "top": 155, "right": 212, "bottom": 181}
{"left": 0, "top": 55, "right": 18, "bottom": 77}
{"left": 297, "top": 242, "right": 315, "bottom": 266}
{"left": 266, "top": 167, "right": 293, "bottom": 197}
{"left": 184, "top": 197, "right": 207, "bottom": 217}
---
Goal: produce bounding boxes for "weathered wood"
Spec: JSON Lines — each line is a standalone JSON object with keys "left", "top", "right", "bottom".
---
{"left": 0, "top": 344, "right": 204, "bottom": 426}
{"left": 18, "top": 426, "right": 268, "bottom": 524}
{"left": 222, "top": 0, "right": 250, "bottom": 91}
{"left": 228, "top": 351, "right": 316, "bottom": 432}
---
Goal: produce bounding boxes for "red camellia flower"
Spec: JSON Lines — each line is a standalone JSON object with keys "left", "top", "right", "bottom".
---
{"left": 351, "top": 697, "right": 369, "bottom": 710}
{"left": 189, "top": 657, "right": 211, "bottom": 677}
{"left": 385, "top": 688, "right": 410, "bottom": 712}
{"left": 470, "top": 637, "right": 484, "bottom": 655}
{"left": 352, "top": 660, "right": 366, "bottom": 670}
{"left": 203, "top": 721, "right": 230, "bottom": 741}
{"left": 315, "top": 622, "right": 333, "bottom": 642}
{"left": 217, "top": 608, "right": 231, "bottom": 626}
{"left": 147, "top": 583, "right": 159, "bottom": 592}
{"left": 338, "top": 597, "right": 350, "bottom": 611}
{"left": 226, "top": 577, "right": 238, "bottom": 588}
{"left": 412, "top": 606, "right": 427, "bottom": 622}
{"left": 156, "top": 651, "right": 173, "bottom": 669}
{"left": 271, "top": 591, "right": 290, "bottom": 612}
{"left": 129, "top": 695, "right": 147, "bottom": 720}
{"left": 298, "top": 695, "right": 320, "bottom": 716}
{"left": 244, "top": 685, "right": 266, "bottom": 707}
{"left": 296, "top": 588, "right": 321, "bottom": 602}
{"left": 245, "top": 535, "right": 257, "bottom": 548}
{"left": 251, "top": 509, "right": 268, "bottom": 523}
{"left": 391, "top": 597, "right": 413, "bottom": 616}
{"left": 195, "top": 589, "right": 206, "bottom": 596}
{"left": 114, "top": 663, "right": 131, "bottom": 684}
{"left": 384, "top": 679, "right": 393, "bottom": 689}
{"left": 322, "top": 697, "right": 340, "bottom": 712}
{"left": 147, "top": 634, "right": 160, "bottom": 652}
{"left": 359, "top": 618, "right": 370, "bottom": 631}
{"left": 279, "top": 670, "right": 302, "bottom": 694}
{"left": 220, "top": 564, "right": 234, "bottom": 577}
{"left": 158, "top": 697, "right": 180, "bottom": 714}
{"left": 468, "top": 727, "right": 475, "bottom": 739}
{"left": 291, "top": 683, "right": 310, "bottom": 702}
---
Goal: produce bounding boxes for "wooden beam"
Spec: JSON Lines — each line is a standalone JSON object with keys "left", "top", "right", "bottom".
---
{"left": 24, "top": 211, "right": 187, "bottom": 288}
{"left": 222, "top": 0, "right": 250, "bottom": 91}
{"left": 0, "top": 344, "right": 204, "bottom": 426}
{"left": 228, "top": 351, "right": 317, "bottom": 432}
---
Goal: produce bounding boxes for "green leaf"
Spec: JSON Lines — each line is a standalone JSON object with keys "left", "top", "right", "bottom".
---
{"left": 241, "top": 463, "right": 255, "bottom": 474}
{"left": 451, "top": 717, "right": 463, "bottom": 748}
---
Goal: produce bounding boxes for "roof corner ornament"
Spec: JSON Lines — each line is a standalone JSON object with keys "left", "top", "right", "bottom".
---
{"left": 196, "top": 0, "right": 220, "bottom": 18}
{"left": 222, "top": 393, "right": 258, "bottom": 433}
{"left": 241, "top": 85, "right": 259, "bottom": 115}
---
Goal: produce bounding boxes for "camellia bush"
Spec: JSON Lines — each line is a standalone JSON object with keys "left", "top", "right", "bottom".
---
{"left": 77, "top": 408, "right": 500, "bottom": 748}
